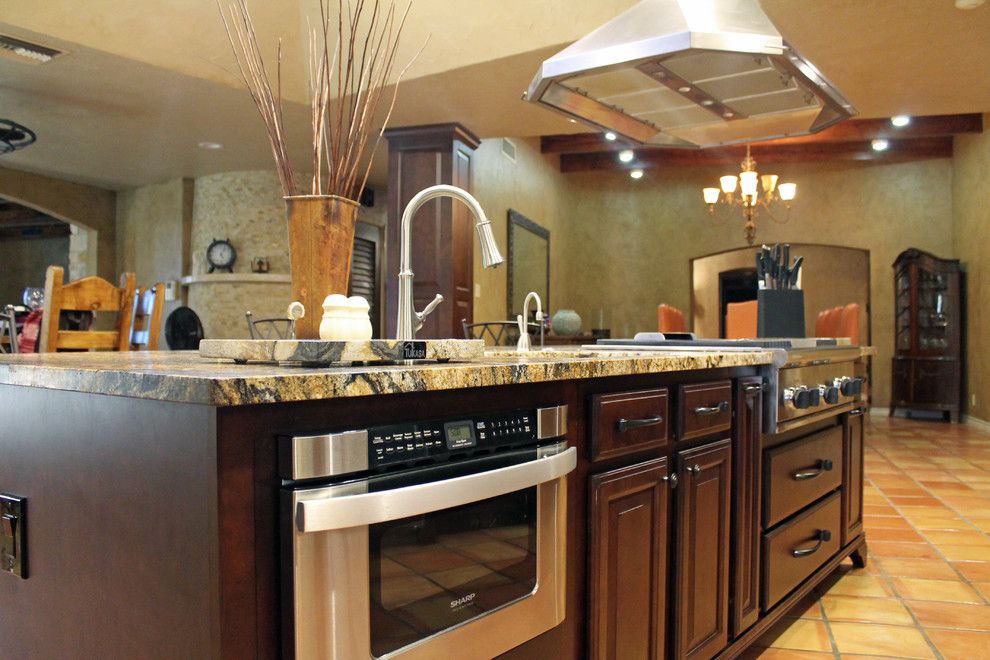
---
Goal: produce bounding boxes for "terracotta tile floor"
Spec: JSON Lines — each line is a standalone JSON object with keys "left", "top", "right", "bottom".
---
{"left": 750, "top": 415, "right": 990, "bottom": 660}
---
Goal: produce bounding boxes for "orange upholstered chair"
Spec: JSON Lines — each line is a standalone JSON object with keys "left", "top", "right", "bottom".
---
{"left": 837, "top": 303, "right": 861, "bottom": 345}
{"left": 815, "top": 309, "right": 830, "bottom": 337}
{"left": 725, "top": 300, "right": 758, "bottom": 339}
{"left": 657, "top": 304, "right": 687, "bottom": 333}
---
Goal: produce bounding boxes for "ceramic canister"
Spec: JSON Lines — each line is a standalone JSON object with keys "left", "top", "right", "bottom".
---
{"left": 319, "top": 294, "right": 373, "bottom": 341}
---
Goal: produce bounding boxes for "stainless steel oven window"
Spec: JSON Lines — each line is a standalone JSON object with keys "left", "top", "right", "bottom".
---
{"left": 287, "top": 442, "right": 575, "bottom": 659}
{"left": 369, "top": 487, "right": 538, "bottom": 657}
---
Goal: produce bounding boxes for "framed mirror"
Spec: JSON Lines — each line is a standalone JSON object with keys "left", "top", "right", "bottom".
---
{"left": 507, "top": 209, "right": 550, "bottom": 318}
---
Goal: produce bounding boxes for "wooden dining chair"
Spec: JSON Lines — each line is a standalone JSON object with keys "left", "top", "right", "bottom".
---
{"left": 130, "top": 283, "right": 166, "bottom": 350}
{"left": 0, "top": 305, "right": 18, "bottom": 354}
{"left": 39, "top": 266, "right": 137, "bottom": 352}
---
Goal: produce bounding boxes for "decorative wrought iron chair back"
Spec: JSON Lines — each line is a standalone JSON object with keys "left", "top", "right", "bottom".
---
{"left": 245, "top": 311, "right": 296, "bottom": 340}
{"left": 461, "top": 319, "right": 539, "bottom": 346}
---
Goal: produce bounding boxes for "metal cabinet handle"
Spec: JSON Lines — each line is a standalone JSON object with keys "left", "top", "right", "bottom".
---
{"left": 849, "top": 408, "right": 865, "bottom": 417}
{"left": 687, "top": 464, "right": 702, "bottom": 476}
{"left": 616, "top": 414, "right": 663, "bottom": 432}
{"left": 744, "top": 384, "right": 763, "bottom": 393}
{"left": 693, "top": 401, "right": 729, "bottom": 416}
{"left": 808, "top": 359, "right": 831, "bottom": 366}
{"left": 662, "top": 473, "right": 678, "bottom": 489}
{"left": 792, "top": 459, "right": 834, "bottom": 480}
{"left": 791, "top": 529, "right": 832, "bottom": 557}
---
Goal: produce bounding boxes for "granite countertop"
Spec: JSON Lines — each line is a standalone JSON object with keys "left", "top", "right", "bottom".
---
{"left": 0, "top": 348, "right": 775, "bottom": 406}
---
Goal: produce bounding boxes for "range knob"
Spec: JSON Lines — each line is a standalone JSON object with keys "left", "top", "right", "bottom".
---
{"left": 834, "top": 377, "right": 864, "bottom": 397}
{"left": 785, "top": 386, "right": 820, "bottom": 409}
{"left": 819, "top": 384, "right": 840, "bottom": 405}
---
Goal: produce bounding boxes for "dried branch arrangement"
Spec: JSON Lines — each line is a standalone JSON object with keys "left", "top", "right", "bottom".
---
{"left": 219, "top": 0, "right": 419, "bottom": 199}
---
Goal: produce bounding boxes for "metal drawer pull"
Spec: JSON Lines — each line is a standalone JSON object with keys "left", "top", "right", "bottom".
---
{"left": 744, "top": 384, "right": 763, "bottom": 393}
{"left": 693, "top": 401, "right": 729, "bottom": 416}
{"left": 662, "top": 473, "right": 678, "bottom": 489}
{"left": 849, "top": 408, "right": 865, "bottom": 416}
{"left": 792, "top": 459, "right": 834, "bottom": 480}
{"left": 791, "top": 529, "right": 832, "bottom": 557}
{"left": 616, "top": 414, "right": 663, "bottom": 432}
{"left": 688, "top": 464, "right": 702, "bottom": 476}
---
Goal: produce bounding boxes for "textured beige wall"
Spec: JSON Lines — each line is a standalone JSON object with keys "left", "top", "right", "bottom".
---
{"left": 560, "top": 159, "right": 953, "bottom": 407}
{"left": 116, "top": 178, "right": 193, "bottom": 321}
{"left": 952, "top": 118, "right": 990, "bottom": 421}
{"left": 0, "top": 166, "right": 116, "bottom": 279}
{"left": 471, "top": 137, "right": 570, "bottom": 326}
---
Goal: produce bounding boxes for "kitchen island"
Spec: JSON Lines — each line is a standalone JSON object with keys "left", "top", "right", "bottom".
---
{"left": 0, "top": 348, "right": 867, "bottom": 659}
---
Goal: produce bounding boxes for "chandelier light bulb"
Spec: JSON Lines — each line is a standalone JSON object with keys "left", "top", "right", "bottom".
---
{"left": 891, "top": 115, "right": 911, "bottom": 127}
{"left": 761, "top": 174, "right": 778, "bottom": 193}
{"left": 618, "top": 149, "right": 634, "bottom": 163}
{"left": 703, "top": 187, "right": 720, "bottom": 204}
{"left": 778, "top": 182, "right": 797, "bottom": 201}
{"left": 739, "top": 171, "right": 758, "bottom": 197}
{"left": 720, "top": 175, "right": 738, "bottom": 194}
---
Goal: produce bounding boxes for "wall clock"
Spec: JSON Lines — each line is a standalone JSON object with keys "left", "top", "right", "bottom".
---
{"left": 207, "top": 238, "right": 236, "bottom": 273}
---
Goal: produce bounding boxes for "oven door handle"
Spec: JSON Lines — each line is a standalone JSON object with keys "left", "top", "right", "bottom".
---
{"left": 295, "top": 446, "right": 577, "bottom": 533}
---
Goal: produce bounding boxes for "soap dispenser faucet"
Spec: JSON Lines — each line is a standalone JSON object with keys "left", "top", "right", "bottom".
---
{"left": 396, "top": 185, "right": 504, "bottom": 340}
{"left": 516, "top": 291, "right": 544, "bottom": 352}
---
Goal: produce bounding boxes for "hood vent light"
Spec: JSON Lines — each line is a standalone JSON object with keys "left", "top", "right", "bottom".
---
{"left": 0, "top": 35, "right": 63, "bottom": 65}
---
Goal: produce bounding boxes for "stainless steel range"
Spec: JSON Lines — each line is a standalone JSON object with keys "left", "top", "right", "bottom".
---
{"left": 594, "top": 334, "right": 868, "bottom": 434}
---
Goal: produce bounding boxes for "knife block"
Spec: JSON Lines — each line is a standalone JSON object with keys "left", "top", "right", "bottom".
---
{"left": 757, "top": 289, "right": 806, "bottom": 338}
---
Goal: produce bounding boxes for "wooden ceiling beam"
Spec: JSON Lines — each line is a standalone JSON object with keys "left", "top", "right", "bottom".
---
{"left": 542, "top": 113, "right": 982, "bottom": 154}
{"left": 559, "top": 137, "right": 954, "bottom": 173}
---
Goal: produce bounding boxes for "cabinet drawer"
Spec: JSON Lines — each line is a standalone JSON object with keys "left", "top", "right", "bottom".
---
{"left": 764, "top": 426, "right": 843, "bottom": 528}
{"left": 762, "top": 492, "right": 841, "bottom": 610}
{"left": 591, "top": 388, "right": 669, "bottom": 462}
{"left": 678, "top": 381, "right": 732, "bottom": 442}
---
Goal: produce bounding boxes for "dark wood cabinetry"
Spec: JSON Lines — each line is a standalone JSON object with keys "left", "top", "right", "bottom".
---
{"left": 890, "top": 248, "right": 963, "bottom": 421}
{"left": 675, "top": 438, "right": 732, "bottom": 660}
{"left": 731, "top": 378, "right": 763, "bottom": 637}
{"left": 589, "top": 459, "right": 670, "bottom": 659}
{"left": 842, "top": 408, "right": 865, "bottom": 546}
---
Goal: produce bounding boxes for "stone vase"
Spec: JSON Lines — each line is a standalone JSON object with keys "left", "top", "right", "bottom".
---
{"left": 284, "top": 195, "right": 360, "bottom": 339}
{"left": 551, "top": 309, "right": 582, "bottom": 336}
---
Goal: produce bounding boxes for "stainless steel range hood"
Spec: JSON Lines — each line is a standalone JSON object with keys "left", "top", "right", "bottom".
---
{"left": 525, "top": 0, "right": 856, "bottom": 147}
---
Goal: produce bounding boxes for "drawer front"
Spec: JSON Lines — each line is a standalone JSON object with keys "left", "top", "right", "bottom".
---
{"left": 679, "top": 381, "right": 732, "bottom": 442}
{"left": 764, "top": 426, "right": 843, "bottom": 528}
{"left": 762, "top": 492, "right": 841, "bottom": 610}
{"left": 591, "top": 388, "right": 669, "bottom": 462}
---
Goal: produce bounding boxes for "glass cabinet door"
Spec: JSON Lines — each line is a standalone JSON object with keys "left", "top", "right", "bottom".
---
{"left": 916, "top": 267, "right": 950, "bottom": 355}
{"left": 895, "top": 268, "right": 911, "bottom": 352}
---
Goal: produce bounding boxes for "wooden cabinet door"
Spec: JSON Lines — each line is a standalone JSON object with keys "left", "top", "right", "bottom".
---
{"left": 842, "top": 408, "right": 866, "bottom": 545}
{"left": 731, "top": 378, "right": 762, "bottom": 638}
{"left": 676, "top": 439, "right": 732, "bottom": 660}
{"left": 589, "top": 458, "right": 671, "bottom": 660}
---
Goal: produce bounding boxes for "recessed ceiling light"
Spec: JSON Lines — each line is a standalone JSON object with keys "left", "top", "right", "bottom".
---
{"left": 723, "top": 111, "right": 734, "bottom": 118}
{"left": 701, "top": 99, "right": 714, "bottom": 107}
{"left": 956, "top": 0, "right": 985, "bottom": 9}
{"left": 198, "top": 141, "right": 223, "bottom": 150}
{"left": 568, "top": 118, "right": 577, "bottom": 123}
{"left": 871, "top": 138, "right": 889, "bottom": 151}
{"left": 678, "top": 86, "right": 692, "bottom": 93}
{"left": 604, "top": 131, "right": 617, "bottom": 141}
{"left": 891, "top": 115, "right": 911, "bottom": 127}
{"left": 630, "top": 169, "right": 644, "bottom": 180}
{"left": 618, "top": 149, "right": 635, "bottom": 163}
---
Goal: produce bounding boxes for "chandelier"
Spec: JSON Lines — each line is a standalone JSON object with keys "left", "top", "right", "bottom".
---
{"left": 702, "top": 145, "right": 796, "bottom": 245}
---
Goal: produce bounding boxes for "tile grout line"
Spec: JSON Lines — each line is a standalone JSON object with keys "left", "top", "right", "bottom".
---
{"left": 871, "top": 426, "right": 990, "bottom": 606}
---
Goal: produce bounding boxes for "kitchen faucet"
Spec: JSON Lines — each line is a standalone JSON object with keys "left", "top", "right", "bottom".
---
{"left": 396, "top": 185, "right": 504, "bottom": 340}
{"left": 516, "top": 291, "right": 544, "bottom": 352}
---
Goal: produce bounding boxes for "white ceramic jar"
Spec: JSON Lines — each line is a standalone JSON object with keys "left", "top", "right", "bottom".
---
{"left": 319, "top": 294, "right": 373, "bottom": 341}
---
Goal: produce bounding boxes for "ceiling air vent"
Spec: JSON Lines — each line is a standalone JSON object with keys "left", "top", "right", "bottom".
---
{"left": 0, "top": 34, "right": 63, "bottom": 64}
{"left": 501, "top": 138, "right": 517, "bottom": 163}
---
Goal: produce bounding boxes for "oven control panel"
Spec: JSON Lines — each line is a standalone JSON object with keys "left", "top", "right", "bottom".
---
{"left": 369, "top": 410, "right": 539, "bottom": 469}
{"left": 282, "top": 405, "right": 568, "bottom": 480}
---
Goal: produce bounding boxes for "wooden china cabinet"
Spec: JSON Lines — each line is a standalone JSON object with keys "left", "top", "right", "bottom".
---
{"left": 890, "top": 248, "right": 963, "bottom": 422}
